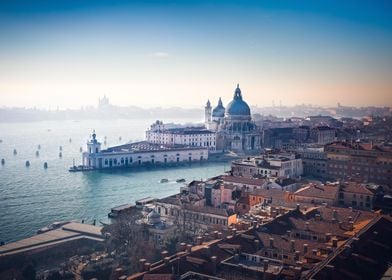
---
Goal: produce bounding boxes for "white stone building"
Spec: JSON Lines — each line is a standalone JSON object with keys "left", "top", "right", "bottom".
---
{"left": 81, "top": 131, "right": 208, "bottom": 169}
{"left": 145, "top": 121, "right": 217, "bottom": 152}
{"left": 231, "top": 152, "right": 303, "bottom": 179}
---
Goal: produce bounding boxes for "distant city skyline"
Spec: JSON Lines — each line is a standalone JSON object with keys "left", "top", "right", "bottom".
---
{"left": 0, "top": 0, "right": 391, "bottom": 109}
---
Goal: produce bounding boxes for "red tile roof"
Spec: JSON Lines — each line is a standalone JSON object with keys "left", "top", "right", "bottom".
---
{"left": 295, "top": 184, "right": 339, "bottom": 200}
{"left": 219, "top": 175, "right": 266, "bottom": 186}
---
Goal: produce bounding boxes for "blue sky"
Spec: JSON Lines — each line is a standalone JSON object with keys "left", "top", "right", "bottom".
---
{"left": 0, "top": 0, "right": 391, "bottom": 109}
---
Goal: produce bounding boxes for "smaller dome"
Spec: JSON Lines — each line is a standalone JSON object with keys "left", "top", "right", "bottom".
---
{"left": 212, "top": 97, "right": 225, "bottom": 118}
{"left": 147, "top": 210, "right": 161, "bottom": 224}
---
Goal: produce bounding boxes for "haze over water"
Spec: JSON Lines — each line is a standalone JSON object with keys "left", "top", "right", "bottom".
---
{"left": 0, "top": 119, "right": 228, "bottom": 243}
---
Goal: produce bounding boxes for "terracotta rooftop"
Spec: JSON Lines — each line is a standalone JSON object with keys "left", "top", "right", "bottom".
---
{"left": 183, "top": 205, "right": 232, "bottom": 217}
{"left": 309, "top": 216, "right": 392, "bottom": 280}
{"left": 219, "top": 175, "right": 266, "bottom": 186}
{"left": 295, "top": 184, "right": 339, "bottom": 200}
{"left": 340, "top": 182, "right": 374, "bottom": 195}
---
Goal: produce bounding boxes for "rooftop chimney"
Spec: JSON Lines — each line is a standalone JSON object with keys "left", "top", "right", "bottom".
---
{"left": 180, "top": 242, "right": 186, "bottom": 251}
{"left": 186, "top": 244, "right": 192, "bottom": 253}
{"left": 263, "top": 260, "right": 269, "bottom": 272}
{"left": 144, "top": 262, "right": 151, "bottom": 272}
{"left": 204, "top": 246, "right": 211, "bottom": 257}
{"left": 295, "top": 251, "right": 300, "bottom": 261}
{"left": 303, "top": 244, "right": 308, "bottom": 254}
{"left": 290, "top": 240, "right": 295, "bottom": 252}
{"left": 254, "top": 239, "right": 260, "bottom": 250}
{"left": 269, "top": 238, "right": 274, "bottom": 248}
{"left": 139, "top": 259, "right": 147, "bottom": 272}
{"left": 211, "top": 256, "right": 217, "bottom": 275}
{"left": 333, "top": 209, "right": 338, "bottom": 220}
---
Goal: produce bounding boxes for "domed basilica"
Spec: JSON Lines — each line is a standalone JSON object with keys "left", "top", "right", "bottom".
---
{"left": 205, "top": 84, "right": 261, "bottom": 153}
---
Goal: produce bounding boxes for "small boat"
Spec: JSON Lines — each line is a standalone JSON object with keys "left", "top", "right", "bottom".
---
{"left": 68, "top": 165, "right": 94, "bottom": 172}
{"left": 1, "top": 158, "right": 5, "bottom": 165}
{"left": 38, "top": 144, "right": 41, "bottom": 150}
{"left": 35, "top": 151, "right": 39, "bottom": 157}
{"left": 37, "top": 227, "right": 50, "bottom": 234}
{"left": 160, "top": 178, "right": 169, "bottom": 183}
{"left": 59, "top": 152, "right": 62, "bottom": 158}
{"left": 0, "top": 139, "right": 3, "bottom": 143}
{"left": 13, "top": 149, "right": 17, "bottom": 155}
{"left": 119, "top": 136, "right": 122, "bottom": 141}
{"left": 44, "top": 162, "right": 48, "bottom": 169}
{"left": 176, "top": 178, "right": 186, "bottom": 183}
{"left": 25, "top": 161, "right": 30, "bottom": 167}
{"left": 69, "top": 138, "right": 72, "bottom": 143}
{"left": 59, "top": 146, "right": 62, "bottom": 151}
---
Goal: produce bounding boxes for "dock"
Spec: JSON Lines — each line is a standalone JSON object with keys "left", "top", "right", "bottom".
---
{"left": 108, "top": 204, "right": 135, "bottom": 218}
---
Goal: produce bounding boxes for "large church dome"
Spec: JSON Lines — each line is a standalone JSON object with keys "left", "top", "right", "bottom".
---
{"left": 212, "top": 97, "right": 225, "bottom": 118}
{"left": 225, "top": 84, "right": 251, "bottom": 116}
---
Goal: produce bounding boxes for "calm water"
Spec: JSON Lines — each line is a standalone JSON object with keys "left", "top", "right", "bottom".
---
{"left": 0, "top": 119, "right": 228, "bottom": 243}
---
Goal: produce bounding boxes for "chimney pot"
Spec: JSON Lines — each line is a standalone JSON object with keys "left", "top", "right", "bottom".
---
{"left": 295, "top": 251, "right": 300, "bottom": 261}
{"left": 254, "top": 239, "right": 260, "bottom": 250}
{"left": 139, "top": 259, "right": 147, "bottom": 272}
{"left": 303, "top": 244, "right": 308, "bottom": 254}
{"left": 263, "top": 260, "right": 269, "bottom": 272}
{"left": 180, "top": 242, "right": 186, "bottom": 251}
{"left": 211, "top": 256, "right": 217, "bottom": 275}
{"left": 144, "top": 262, "right": 151, "bottom": 271}
{"left": 290, "top": 240, "right": 295, "bottom": 252}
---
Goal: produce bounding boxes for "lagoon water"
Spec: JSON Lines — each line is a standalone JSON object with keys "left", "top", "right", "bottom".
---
{"left": 0, "top": 119, "right": 228, "bottom": 243}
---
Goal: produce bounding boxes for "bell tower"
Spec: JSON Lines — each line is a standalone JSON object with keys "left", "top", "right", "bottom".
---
{"left": 205, "top": 99, "right": 212, "bottom": 128}
{"left": 87, "top": 130, "right": 101, "bottom": 154}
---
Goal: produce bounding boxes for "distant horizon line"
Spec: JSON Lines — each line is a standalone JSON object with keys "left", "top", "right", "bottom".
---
{"left": 0, "top": 103, "right": 390, "bottom": 111}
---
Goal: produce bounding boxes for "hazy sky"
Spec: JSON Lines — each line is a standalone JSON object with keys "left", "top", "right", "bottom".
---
{"left": 0, "top": 0, "right": 391, "bottom": 109}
